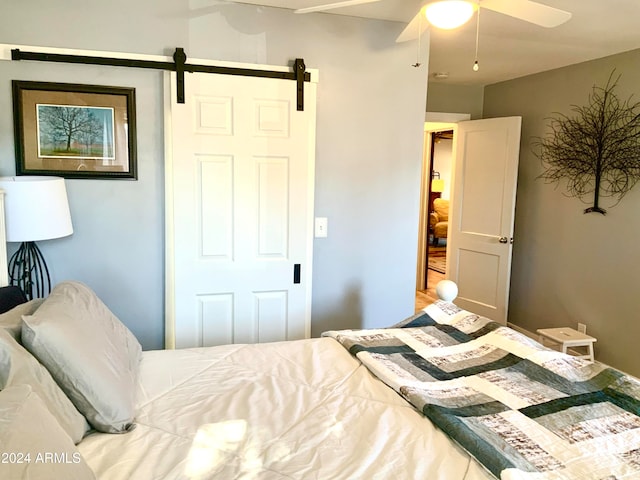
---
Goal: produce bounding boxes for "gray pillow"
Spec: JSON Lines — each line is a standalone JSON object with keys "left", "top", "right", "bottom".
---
{"left": 0, "top": 328, "right": 89, "bottom": 443}
{"left": 22, "top": 281, "right": 142, "bottom": 433}
{"left": 0, "top": 385, "right": 96, "bottom": 480}
{"left": 0, "top": 298, "right": 44, "bottom": 340}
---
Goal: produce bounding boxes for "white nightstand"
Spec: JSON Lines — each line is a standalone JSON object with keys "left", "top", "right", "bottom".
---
{"left": 536, "top": 327, "right": 597, "bottom": 362}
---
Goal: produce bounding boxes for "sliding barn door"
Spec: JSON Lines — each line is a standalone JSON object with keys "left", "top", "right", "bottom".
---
{"left": 165, "top": 69, "right": 317, "bottom": 348}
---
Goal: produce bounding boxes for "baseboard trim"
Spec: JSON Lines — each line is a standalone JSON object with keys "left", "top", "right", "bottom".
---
{"left": 507, "top": 322, "right": 537, "bottom": 340}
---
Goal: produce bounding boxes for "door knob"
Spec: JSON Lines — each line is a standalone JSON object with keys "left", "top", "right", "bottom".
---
{"left": 498, "top": 236, "right": 508, "bottom": 244}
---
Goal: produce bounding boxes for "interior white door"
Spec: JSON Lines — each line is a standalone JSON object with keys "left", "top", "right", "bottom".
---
{"left": 447, "top": 116, "right": 521, "bottom": 324}
{"left": 165, "top": 69, "right": 317, "bottom": 349}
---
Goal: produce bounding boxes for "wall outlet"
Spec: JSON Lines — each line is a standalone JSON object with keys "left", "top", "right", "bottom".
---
{"left": 577, "top": 323, "right": 586, "bottom": 334}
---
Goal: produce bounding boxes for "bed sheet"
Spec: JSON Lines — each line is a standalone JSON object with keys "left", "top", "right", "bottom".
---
{"left": 78, "top": 338, "right": 493, "bottom": 479}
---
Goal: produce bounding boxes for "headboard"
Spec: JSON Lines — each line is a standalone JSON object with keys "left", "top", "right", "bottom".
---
{"left": 0, "top": 285, "right": 27, "bottom": 313}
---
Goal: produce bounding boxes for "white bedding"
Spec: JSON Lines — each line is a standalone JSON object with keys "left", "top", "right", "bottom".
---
{"left": 78, "top": 338, "right": 493, "bottom": 480}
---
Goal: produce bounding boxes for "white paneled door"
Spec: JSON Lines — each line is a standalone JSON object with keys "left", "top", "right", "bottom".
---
{"left": 447, "top": 117, "right": 521, "bottom": 324}
{"left": 165, "top": 68, "right": 317, "bottom": 348}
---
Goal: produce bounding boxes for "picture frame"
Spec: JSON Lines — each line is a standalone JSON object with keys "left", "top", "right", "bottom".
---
{"left": 12, "top": 80, "right": 137, "bottom": 179}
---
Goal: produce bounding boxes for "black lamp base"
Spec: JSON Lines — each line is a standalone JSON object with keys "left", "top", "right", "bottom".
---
{"left": 8, "top": 241, "right": 51, "bottom": 300}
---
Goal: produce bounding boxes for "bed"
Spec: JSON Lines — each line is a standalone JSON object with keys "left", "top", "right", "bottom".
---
{"left": 1, "top": 206, "right": 640, "bottom": 479}
{"left": 3, "top": 283, "right": 640, "bottom": 480}
{"left": 0, "top": 280, "right": 492, "bottom": 480}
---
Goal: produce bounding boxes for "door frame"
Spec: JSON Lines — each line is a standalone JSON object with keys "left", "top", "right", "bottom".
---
{"left": 416, "top": 113, "right": 469, "bottom": 291}
{"left": 163, "top": 61, "right": 319, "bottom": 349}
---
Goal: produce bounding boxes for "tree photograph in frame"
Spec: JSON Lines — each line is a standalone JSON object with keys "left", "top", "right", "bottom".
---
{"left": 12, "top": 81, "right": 137, "bottom": 179}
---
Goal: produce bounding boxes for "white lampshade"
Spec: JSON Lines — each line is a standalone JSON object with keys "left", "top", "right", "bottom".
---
{"left": 431, "top": 178, "right": 445, "bottom": 193}
{"left": 425, "top": 1, "right": 475, "bottom": 29}
{"left": 0, "top": 176, "right": 73, "bottom": 242}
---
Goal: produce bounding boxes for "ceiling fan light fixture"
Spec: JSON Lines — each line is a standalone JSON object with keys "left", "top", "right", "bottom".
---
{"left": 425, "top": 1, "right": 475, "bottom": 30}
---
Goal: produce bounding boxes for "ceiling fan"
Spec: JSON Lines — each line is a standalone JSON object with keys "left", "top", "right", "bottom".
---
{"left": 295, "top": 0, "right": 572, "bottom": 43}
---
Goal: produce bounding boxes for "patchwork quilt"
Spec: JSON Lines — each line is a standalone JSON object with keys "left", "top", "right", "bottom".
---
{"left": 324, "top": 301, "right": 640, "bottom": 480}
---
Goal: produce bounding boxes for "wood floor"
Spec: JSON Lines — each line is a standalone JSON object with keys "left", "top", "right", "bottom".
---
{"left": 415, "top": 268, "right": 445, "bottom": 312}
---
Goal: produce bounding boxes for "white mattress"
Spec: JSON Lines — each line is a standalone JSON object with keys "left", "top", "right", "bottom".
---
{"left": 78, "top": 338, "right": 493, "bottom": 479}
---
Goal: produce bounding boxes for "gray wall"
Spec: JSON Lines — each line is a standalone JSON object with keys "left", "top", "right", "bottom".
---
{"left": 484, "top": 49, "right": 640, "bottom": 377}
{"left": 0, "top": 1, "right": 429, "bottom": 349}
{"left": 426, "top": 82, "right": 484, "bottom": 119}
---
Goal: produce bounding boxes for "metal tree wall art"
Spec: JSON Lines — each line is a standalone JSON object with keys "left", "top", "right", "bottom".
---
{"left": 533, "top": 72, "right": 640, "bottom": 215}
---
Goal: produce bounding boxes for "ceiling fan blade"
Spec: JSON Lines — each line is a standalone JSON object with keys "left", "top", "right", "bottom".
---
{"left": 295, "top": 0, "right": 382, "bottom": 14}
{"left": 396, "top": 8, "right": 429, "bottom": 43}
{"left": 480, "top": 0, "right": 571, "bottom": 28}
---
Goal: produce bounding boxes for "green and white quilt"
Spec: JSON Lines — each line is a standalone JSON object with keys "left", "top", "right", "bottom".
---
{"left": 324, "top": 301, "right": 640, "bottom": 479}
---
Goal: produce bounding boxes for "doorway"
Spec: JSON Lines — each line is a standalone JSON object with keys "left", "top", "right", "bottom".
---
{"left": 414, "top": 128, "right": 452, "bottom": 311}
{"left": 415, "top": 122, "right": 456, "bottom": 312}
{"left": 415, "top": 116, "right": 466, "bottom": 310}
{"left": 427, "top": 130, "right": 452, "bottom": 272}
{"left": 415, "top": 116, "right": 522, "bottom": 321}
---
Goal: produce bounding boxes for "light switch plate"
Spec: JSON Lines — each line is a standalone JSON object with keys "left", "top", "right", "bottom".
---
{"left": 315, "top": 217, "right": 328, "bottom": 238}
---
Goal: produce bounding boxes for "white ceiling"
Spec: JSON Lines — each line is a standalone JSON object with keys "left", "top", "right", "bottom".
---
{"left": 226, "top": 0, "right": 640, "bottom": 86}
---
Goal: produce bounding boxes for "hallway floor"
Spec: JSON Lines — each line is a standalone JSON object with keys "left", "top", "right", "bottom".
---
{"left": 415, "top": 268, "right": 445, "bottom": 312}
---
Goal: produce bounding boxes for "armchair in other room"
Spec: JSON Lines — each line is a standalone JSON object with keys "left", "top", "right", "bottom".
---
{"left": 429, "top": 198, "right": 449, "bottom": 245}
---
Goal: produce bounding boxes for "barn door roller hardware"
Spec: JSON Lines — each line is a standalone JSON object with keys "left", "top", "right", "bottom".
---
{"left": 11, "top": 47, "right": 310, "bottom": 110}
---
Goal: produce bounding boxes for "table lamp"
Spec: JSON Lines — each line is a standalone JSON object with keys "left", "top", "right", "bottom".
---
{"left": 436, "top": 280, "right": 458, "bottom": 303}
{"left": 431, "top": 178, "right": 445, "bottom": 193}
{"left": 0, "top": 176, "right": 73, "bottom": 299}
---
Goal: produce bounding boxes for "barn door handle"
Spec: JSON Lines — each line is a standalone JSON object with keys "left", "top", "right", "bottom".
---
{"left": 293, "top": 264, "right": 301, "bottom": 284}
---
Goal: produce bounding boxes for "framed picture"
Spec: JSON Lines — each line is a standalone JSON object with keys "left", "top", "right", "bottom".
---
{"left": 12, "top": 81, "right": 137, "bottom": 179}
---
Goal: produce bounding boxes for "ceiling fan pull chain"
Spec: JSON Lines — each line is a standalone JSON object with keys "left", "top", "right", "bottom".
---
{"left": 413, "top": 12, "right": 423, "bottom": 67}
{"left": 473, "top": 3, "right": 480, "bottom": 71}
